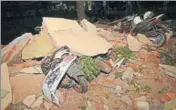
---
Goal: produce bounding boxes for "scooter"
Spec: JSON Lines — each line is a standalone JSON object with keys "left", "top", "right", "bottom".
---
{"left": 41, "top": 46, "right": 88, "bottom": 106}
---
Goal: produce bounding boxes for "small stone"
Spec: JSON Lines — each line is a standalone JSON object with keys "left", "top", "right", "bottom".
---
{"left": 122, "top": 95, "right": 132, "bottom": 105}
{"left": 115, "top": 85, "right": 122, "bottom": 91}
{"left": 31, "top": 95, "right": 43, "bottom": 108}
{"left": 87, "top": 101, "right": 92, "bottom": 108}
{"left": 135, "top": 96, "right": 147, "bottom": 101}
{"left": 136, "top": 101, "right": 149, "bottom": 110}
{"left": 122, "top": 67, "right": 134, "bottom": 81}
{"left": 23, "top": 94, "right": 36, "bottom": 108}
{"left": 103, "top": 104, "right": 109, "bottom": 110}
{"left": 107, "top": 74, "right": 115, "bottom": 81}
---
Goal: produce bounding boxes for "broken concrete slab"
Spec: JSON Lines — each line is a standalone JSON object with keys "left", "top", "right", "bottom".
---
{"left": 8, "top": 60, "right": 40, "bottom": 74}
{"left": 23, "top": 94, "right": 36, "bottom": 108}
{"left": 165, "top": 31, "right": 173, "bottom": 41}
{"left": 97, "top": 29, "right": 116, "bottom": 42}
{"left": 10, "top": 74, "right": 45, "bottom": 103}
{"left": 22, "top": 31, "right": 55, "bottom": 59}
{"left": 49, "top": 29, "right": 112, "bottom": 56}
{"left": 136, "top": 33, "right": 153, "bottom": 46}
{"left": 80, "top": 19, "right": 97, "bottom": 34}
{"left": 31, "top": 95, "right": 44, "bottom": 108}
{"left": 122, "top": 67, "right": 134, "bottom": 81}
{"left": 1, "top": 33, "right": 32, "bottom": 64}
{"left": 43, "top": 17, "right": 112, "bottom": 56}
{"left": 1, "top": 63, "right": 12, "bottom": 110}
{"left": 20, "top": 66, "right": 42, "bottom": 74}
{"left": 42, "top": 17, "right": 84, "bottom": 32}
{"left": 127, "top": 34, "right": 142, "bottom": 51}
{"left": 159, "top": 64, "right": 176, "bottom": 78}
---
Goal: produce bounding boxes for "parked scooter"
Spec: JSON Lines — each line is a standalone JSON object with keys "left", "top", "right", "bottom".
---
{"left": 41, "top": 46, "right": 88, "bottom": 106}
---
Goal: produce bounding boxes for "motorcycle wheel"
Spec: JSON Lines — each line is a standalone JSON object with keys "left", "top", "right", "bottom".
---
{"left": 148, "top": 30, "right": 166, "bottom": 47}
{"left": 73, "top": 76, "right": 88, "bottom": 93}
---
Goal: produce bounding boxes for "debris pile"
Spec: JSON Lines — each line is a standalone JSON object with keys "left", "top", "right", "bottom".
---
{"left": 1, "top": 17, "right": 176, "bottom": 110}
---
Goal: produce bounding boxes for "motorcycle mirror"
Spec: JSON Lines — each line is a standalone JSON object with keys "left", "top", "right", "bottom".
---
{"left": 155, "top": 14, "right": 164, "bottom": 19}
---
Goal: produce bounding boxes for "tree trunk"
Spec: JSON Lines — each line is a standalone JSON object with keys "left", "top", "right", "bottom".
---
{"left": 76, "top": 1, "right": 85, "bottom": 20}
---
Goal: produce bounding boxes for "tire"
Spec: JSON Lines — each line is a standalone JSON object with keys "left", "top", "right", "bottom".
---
{"left": 73, "top": 76, "right": 88, "bottom": 93}
{"left": 147, "top": 30, "right": 166, "bottom": 47}
{"left": 41, "top": 56, "right": 52, "bottom": 75}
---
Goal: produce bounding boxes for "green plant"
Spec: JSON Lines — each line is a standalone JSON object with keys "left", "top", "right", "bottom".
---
{"left": 157, "top": 88, "right": 167, "bottom": 95}
{"left": 79, "top": 56, "right": 100, "bottom": 81}
{"left": 159, "top": 50, "right": 176, "bottom": 66}
{"left": 136, "top": 84, "right": 152, "bottom": 92}
{"left": 114, "top": 46, "right": 135, "bottom": 60}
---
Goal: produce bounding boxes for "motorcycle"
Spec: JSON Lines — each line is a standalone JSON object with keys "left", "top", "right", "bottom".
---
{"left": 130, "top": 13, "right": 169, "bottom": 47}
{"left": 116, "top": 12, "right": 171, "bottom": 47}
{"left": 41, "top": 46, "right": 88, "bottom": 106}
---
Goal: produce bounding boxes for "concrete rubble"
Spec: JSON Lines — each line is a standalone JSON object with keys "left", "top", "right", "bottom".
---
{"left": 19, "top": 66, "right": 42, "bottom": 74}
{"left": 10, "top": 74, "right": 45, "bottom": 103}
{"left": 42, "top": 17, "right": 112, "bottom": 56}
{"left": 159, "top": 64, "right": 176, "bottom": 79}
{"left": 22, "top": 94, "right": 36, "bottom": 108}
{"left": 1, "top": 33, "right": 33, "bottom": 64}
{"left": 22, "top": 31, "right": 55, "bottom": 59}
{"left": 1, "top": 63, "right": 12, "bottom": 110}
{"left": 136, "top": 33, "right": 154, "bottom": 46}
{"left": 1, "top": 17, "right": 176, "bottom": 110}
{"left": 136, "top": 101, "right": 149, "bottom": 110}
{"left": 80, "top": 19, "right": 97, "bottom": 34}
{"left": 122, "top": 67, "right": 134, "bottom": 81}
{"left": 121, "top": 95, "right": 132, "bottom": 105}
{"left": 127, "top": 34, "right": 142, "bottom": 51}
